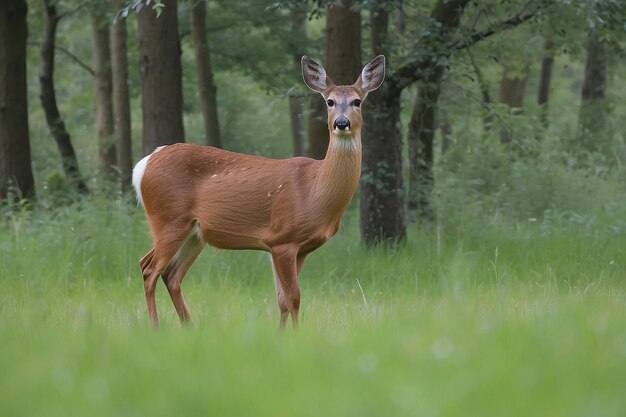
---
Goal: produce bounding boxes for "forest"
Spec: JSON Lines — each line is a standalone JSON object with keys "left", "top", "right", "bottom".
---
{"left": 1, "top": 0, "right": 626, "bottom": 416}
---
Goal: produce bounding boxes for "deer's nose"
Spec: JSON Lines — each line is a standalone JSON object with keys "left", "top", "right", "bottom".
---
{"left": 333, "top": 115, "right": 351, "bottom": 131}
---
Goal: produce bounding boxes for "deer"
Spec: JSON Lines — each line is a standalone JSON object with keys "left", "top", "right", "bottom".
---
{"left": 132, "top": 55, "right": 385, "bottom": 328}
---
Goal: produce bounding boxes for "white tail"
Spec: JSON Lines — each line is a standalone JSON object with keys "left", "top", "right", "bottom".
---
{"left": 134, "top": 55, "right": 385, "bottom": 328}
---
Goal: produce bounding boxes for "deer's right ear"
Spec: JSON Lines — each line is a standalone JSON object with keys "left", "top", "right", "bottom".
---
{"left": 302, "top": 56, "right": 334, "bottom": 95}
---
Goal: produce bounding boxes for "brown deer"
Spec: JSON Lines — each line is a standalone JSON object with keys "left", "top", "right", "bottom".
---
{"left": 133, "top": 55, "right": 385, "bottom": 328}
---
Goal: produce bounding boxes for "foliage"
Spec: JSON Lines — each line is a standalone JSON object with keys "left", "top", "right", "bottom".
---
{"left": 195, "top": 0, "right": 313, "bottom": 92}
{"left": 188, "top": 70, "right": 293, "bottom": 157}
{"left": 118, "top": 0, "right": 165, "bottom": 18}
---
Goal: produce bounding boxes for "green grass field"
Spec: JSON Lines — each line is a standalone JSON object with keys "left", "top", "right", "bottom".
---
{"left": 1, "top": 197, "right": 625, "bottom": 417}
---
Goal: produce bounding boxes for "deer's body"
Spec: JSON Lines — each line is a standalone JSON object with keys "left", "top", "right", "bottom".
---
{"left": 138, "top": 140, "right": 359, "bottom": 253}
{"left": 134, "top": 56, "right": 384, "bottom": 328}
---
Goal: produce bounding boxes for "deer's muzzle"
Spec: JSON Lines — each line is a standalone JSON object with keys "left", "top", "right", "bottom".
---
{"left": 333, "top": 115, "right": 351, "bottom": 131}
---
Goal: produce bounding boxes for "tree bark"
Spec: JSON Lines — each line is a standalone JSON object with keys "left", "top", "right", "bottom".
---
{"left": 288, "top": 4, "right": 307, "bottom": 157}
{"left": 579, "top": 32, "right": 607, "bottom": 149}
{"left": 537, "top": 38, "right": 554, "bottom": 128}
{"left": 190, "top": 0, "right": 221, "bottom": 148}
{"left": 307, "top": 0, "right": 361, "bottom": 160}
{"left": 360, "top": 8, "right": 406, "bottom": 245}
{"left": 91, "top": 10, "right": 117, "bottom": 179}
{"left": 407, "top": 69, "right": 442, "bottom": 218}
{"left": 111, "top": 0, "right": 132, "bottom": 192}
{"left": 498, "top": 63, "right": 528, "bottom": 144}
{"left": 289, "top": 95, "right": 306, "bottom": 156}
{"left": 581, "top": 35, "right": 606, "bottom": 103}
{"left": 498, "top": 65, "right": 528, "bottom": 109}
{"left": 137, "top": 0, "right": 185, "bottom": 156}
{"left": 406, "top": 0, "right": 469, "bottom": 219}
{"left": 467, "top": 47, "right": 493, "bottom": 131}
{"left": 39, "top": 0, "right": 89, "bottom": 194}
{"left": 307, "top": 94, "right": 328, "bottom": 159}
{"left": 0, "top": 0, "right": 35, "bottom": 201}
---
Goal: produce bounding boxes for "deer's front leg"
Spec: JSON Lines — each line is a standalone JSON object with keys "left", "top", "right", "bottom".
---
{"left": 270, "top": 245, "right": 300, "bottom": 329}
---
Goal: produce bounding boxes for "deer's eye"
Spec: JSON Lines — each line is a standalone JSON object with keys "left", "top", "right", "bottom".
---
{"left": 353, "top": 99, "right": 362, "bottom": 108}
{"left": 327, "top": 99, "right": 335, "bottom": 107}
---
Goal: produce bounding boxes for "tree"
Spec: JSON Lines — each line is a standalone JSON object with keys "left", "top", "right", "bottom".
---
{"left": 112, "top": 0, "right": 133, "bottom": 192}
{"left": 579, "top": 31, "right": 607, "bottom": 149}
{"left": 575, "top": 0, "right": 626, "bottom": 152}
{"left": 190, "top": 0, "right": 222, "bottom": 148}
{"left": 39, "top": 0, "right": 89, "bottom": 194}
{"left": 537, "top": 37, "right": 554, "bottom": 127}
{"left": 404, "top": 0, "right": 540, "bottom": 221}
{"left": 307, "top": 0, "right": 361, "bottom": 160}
{"left": 137, "top": 0, "right": 185, "bottom": 155}
{"left": 188, "top": 0, "right": 311, "bottom": 155}
{"left": 466, "top": 46, "right": 494, "bottom": 131}
{"left": 359, "top": 0, "right": 541, "bottom": 240}
{"left": 360, "top": 6, "right": 406, "bottom": 245}
{"left": 406, "top": 0, "right": 470, "bottom": 218}
{"left": 0, "top": 0, "right": 35, "bottom": 202}
{"left": 91, "top": 7, "right": 117, "bottom": 179}
{"left": 498, "top": 61, "right": 529, "bottom": 144}
{"left": 287, "top": 3, "right": 308, "bottom": 156}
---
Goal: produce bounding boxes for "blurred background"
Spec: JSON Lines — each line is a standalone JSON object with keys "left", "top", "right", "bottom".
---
{"left": 2, "top": 0, "right": 626, "bottom": 244}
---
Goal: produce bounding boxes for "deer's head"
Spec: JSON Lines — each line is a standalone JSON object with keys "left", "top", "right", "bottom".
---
{"left": 302, "top": 55, "right": 385, "bottom": 137}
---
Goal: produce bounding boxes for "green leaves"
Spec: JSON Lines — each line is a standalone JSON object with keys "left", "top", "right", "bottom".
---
{"left": 117, "top": 0, "right": 165, "bottom": 19}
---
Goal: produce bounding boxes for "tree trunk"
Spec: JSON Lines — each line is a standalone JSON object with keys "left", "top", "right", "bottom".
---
{"left": 407, "top": 69, "right": 443, "bottom": 218}
{"left": 289, "top": 95, "right": 306, "bottom": 156}
{"left": 39, "top": 0, "right": 89, "bottom": 194}
{"left": 360, "top": 8, "right": 406, "bottom": 245}
{"left": 137, "top": 0, "right": 185, "bottom": 156}
{"left": 579, "top": 32, "right": 607, "bottom": 150}
{"left": 581, "top": 35, "right": 606, "bottom": 103}
{"left": 440, "top": 122, "right": 452, "bottom": 154}
{"left": 307, "top": 0, "right": 361, "bottom": 159}
{"left": 467, "top": 48, "right": 493, "bottom": 131}
{"left": 498, "top": 67, "right": 528, "bottom": 108}
{"left": 111, "top": 0, "right": 132, "bottom": 192}
{"left": 325, "top": 0, "right": 362, "bottom": 85}
{"left": 537, "top": 38, "right": 554, "bottom": 128}
{"left": 190, "top": 0, "right": 221, "bottom": 148}
{"left": 307, "top": 96, "right": 327, "bottom": 159}
{"left": 91, "top": 10, "right": 116, "bottom": 179}
{"left": 361, "top": 88, "right": 406, "bottom": 245}
{"left": 0, "top": 0, "right": 35, "bottom": 201}
{"left": 406, "top": 0, "right": 469, "bottom": 219}
{"left": 498, "top": 63, "right": 528, "bottom": 144}
{"left": 288, "top": 4, "right": 307, "bottom": 157}
{"left": 395, "top": 4, "right": 406, "bottom": 35}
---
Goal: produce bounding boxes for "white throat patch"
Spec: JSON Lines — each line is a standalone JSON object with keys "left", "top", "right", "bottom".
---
{"left": 331, "top": 135, "right": 358, "bottom": 152}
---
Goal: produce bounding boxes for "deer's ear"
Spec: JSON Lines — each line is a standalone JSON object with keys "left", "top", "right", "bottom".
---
{"left": 302, "top": 56, "right": 334, "bottom": 95}
{"left": 355, "top": 55, "right": 385, "bottom": 97}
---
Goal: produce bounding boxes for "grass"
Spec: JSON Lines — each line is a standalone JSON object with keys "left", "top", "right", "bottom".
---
{"left": 1, "top": 196, "right": 626, "bottom": 417}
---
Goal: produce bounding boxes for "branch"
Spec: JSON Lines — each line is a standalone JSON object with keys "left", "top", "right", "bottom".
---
{"left": 391, "top": 2, "right": 539, "bottom": 91}
{"left": 451, "top": 4, "right": 537, "bottom": 50}
{"left": 57, "top": 4, "right": 86, "bottom": 20}
{"left": 28, "top": 41, "right": 95, "bottom": 76}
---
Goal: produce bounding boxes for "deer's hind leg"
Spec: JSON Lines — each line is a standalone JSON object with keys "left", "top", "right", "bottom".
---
{"left": 161, "top": 222, "right": 205, "bottom": 325}
{"left": 140, "top": 220, "right": 197, "bottom": 327}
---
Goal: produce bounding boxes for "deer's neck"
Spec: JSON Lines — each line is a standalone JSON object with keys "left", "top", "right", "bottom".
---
{"left": 314, "top": 132, "right": 362, "bottom": 217}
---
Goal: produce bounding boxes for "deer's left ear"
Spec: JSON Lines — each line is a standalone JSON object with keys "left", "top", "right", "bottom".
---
{"left": 355, "top": 55, "right": 385, "bottom": 98}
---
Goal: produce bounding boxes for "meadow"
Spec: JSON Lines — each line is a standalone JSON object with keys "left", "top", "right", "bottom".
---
{"left": 1, "top": 191, "right": 625, "bottom": 417}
